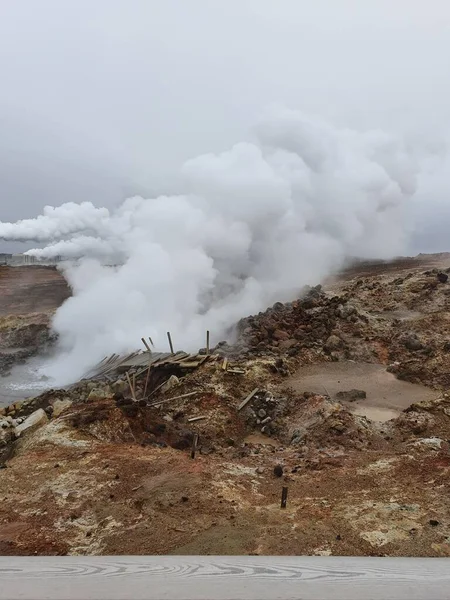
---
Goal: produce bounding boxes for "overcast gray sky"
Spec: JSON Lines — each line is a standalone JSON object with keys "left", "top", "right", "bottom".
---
{"left": 1, "top": 0, "right": 450, "bottom": 252}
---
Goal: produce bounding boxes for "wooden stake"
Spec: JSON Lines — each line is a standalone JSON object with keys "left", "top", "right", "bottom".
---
{"left": 222, "top": 357, "right": 228, "bottom": 371}
{"left": 167, "top": 332, "right": 174, "bottom": 354}
{"left": 238, "top": 388, "right": 259, "bottom": 411}
{"left": 126, "top": 371, "right": 136, "bottom": 401}
{"left": 281, "top": 486, "right": 288, "bottom": 509}
{"left": 147, "top": 391, "right": 198, "bottom": 408}
{"left": 206, "top": 330, "right": 210, "bottom": 355}
{"left": 148, "top": 336, "right": 154, "bottom": 347}
{"left": 141, "top": 337, "right": 151, "bottom": 352}
{"left": 191, "top": 433, "right": 199, "bottom": 459}
{"left": 188, "top": 416, "right": 206, "bottom": 423}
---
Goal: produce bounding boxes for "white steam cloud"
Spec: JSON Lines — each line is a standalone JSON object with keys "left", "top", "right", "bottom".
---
{"left": 0, "top": 109, "right": 422, "bottom": 383}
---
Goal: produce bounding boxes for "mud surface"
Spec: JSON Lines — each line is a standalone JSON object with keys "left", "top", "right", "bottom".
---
{"left": 287, "top": 362, "right": 437, "bottom": 421}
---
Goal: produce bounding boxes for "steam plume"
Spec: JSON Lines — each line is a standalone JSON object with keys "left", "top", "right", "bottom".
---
{"left": 0, "top": 109, "right": 420, "bottom": 383}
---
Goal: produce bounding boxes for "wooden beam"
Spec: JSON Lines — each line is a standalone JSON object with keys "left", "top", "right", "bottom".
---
{"left": 0, "top": 556, "right": 449, "bottom": 599}
{"left": 206, "top": 330, "right": 210, "bottom": 355}
{"left": 238, "top": 388, "right": 259, "bottom": 411}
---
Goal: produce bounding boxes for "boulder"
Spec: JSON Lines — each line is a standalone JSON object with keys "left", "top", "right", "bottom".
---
{"left": 111, "top": 379, "right": 128, "bottom": 395}
{"left": 87, "top": 387, "right": 111, "bottom": 402}
{"left": 52, "top": 399, "right": 73, "bottom": 418}
{"left": 325, "top": 335, "right": 342, "bottom": 352}
{"left": 279, "top": 339, "right": 297, "bottom": 350}
{"left": 437, "top": 272, "right": 448, "bottom": 284}
{"left": 15, "top": 409, "right": 48, "bottom": 437}
{"left": 273, "top": 330, "right": 289, "bottom": 341}
{"left": 336, "top": 304, "right": 356, "bottom": 319}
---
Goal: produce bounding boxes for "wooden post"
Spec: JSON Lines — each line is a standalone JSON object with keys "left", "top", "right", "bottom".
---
{"left": 206, "top": 330, "right": 210, "bottom": 355}
{"left": 281, "top": 486, "right": 288, "bottom": 509}
{"left": 148, "top": 336, "right": 154, "bottom": 347}
{"left": 141, "top": 338, "right": 151, "bottom": 352}
{"left": 167, "top": 332, "right": 174, "bottom": 354}
{"left": 191, "top": 433, "right": 199, "bottom": 459}
{"left": 126, "top": 371, "right": 136, "bottom": 401}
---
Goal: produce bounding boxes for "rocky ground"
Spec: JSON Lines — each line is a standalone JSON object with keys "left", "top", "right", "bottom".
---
{"left": 0, "top": 266, "right": 70, "bottom": 375}
{"left": 0, "top": 255, "right": 449, "bottom": 556}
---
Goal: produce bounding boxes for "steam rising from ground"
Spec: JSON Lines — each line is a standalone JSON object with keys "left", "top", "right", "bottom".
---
{"left": 0, "top": 109, "right": 421, "bottom": 383}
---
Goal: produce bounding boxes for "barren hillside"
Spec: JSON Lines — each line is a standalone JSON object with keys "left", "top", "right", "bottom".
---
{"left": 0, "top": 255, "right": 449, "bottom": 557}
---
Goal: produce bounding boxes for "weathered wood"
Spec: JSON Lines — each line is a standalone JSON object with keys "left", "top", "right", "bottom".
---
{"left": 238, "top": 387, "right": 259, "bottom": 411}
{"left": 206, "top": 330, "right": 210, "bottom": 354}
{"left": 222, "top": 357, "right": 228, "bottom": 371}
{"left": 281, "top": 486, "right": 288, "bottom": 509}
{"left": 0, "top": 556, "right": 449, "bottom": 600}
{"left": 167, "top": 331, "right": 174, "bottom": 354}
{"left": 147, "top": 391, "right": 198, "bottom": 408}
{"left": 188, "top": 416, "right": 206, "bottom": 423}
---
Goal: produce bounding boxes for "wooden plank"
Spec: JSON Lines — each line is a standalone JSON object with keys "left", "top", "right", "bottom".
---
{"left": 0, "top": 556, "right": 449, "bottom": 600}
{"left": 238, "top": 387, "right": 259, "bottom": 411}
{"left": 187, "top": 415, "right": 206, "bottom": 423}
{"left": 147, "top": 391, "right": 198, "bottom": 408}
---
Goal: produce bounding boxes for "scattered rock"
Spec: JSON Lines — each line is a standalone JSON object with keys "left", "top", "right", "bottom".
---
{"left": 437, "top": 272, "right": 448, "bottom": 284}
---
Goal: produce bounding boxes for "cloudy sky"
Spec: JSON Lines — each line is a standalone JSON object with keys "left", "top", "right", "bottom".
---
{"left": 1, "top": 0, "right": 450, "bottom": 252}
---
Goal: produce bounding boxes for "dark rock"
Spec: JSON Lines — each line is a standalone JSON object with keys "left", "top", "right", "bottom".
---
{"left": 429, "top": 519, "right": 440, "bottom": 527}
{"left": 402, "top": 334, "right": 423, "bottom": 352}
{"left": 273, "top": 464, "right": 284, "bottom": 477}
{"left": 437, "top": 272, "right": 448, "bottom": 284}
{"left": 273, "top": 329, "right": 289, "bottom": 341}
{"left": 335, "top": 389, "right": 367, "bottom": 402}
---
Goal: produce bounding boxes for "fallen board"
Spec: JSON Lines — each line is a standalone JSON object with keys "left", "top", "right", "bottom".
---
{"left": 0, "top": 556, "right": 449, "bottom": 599}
